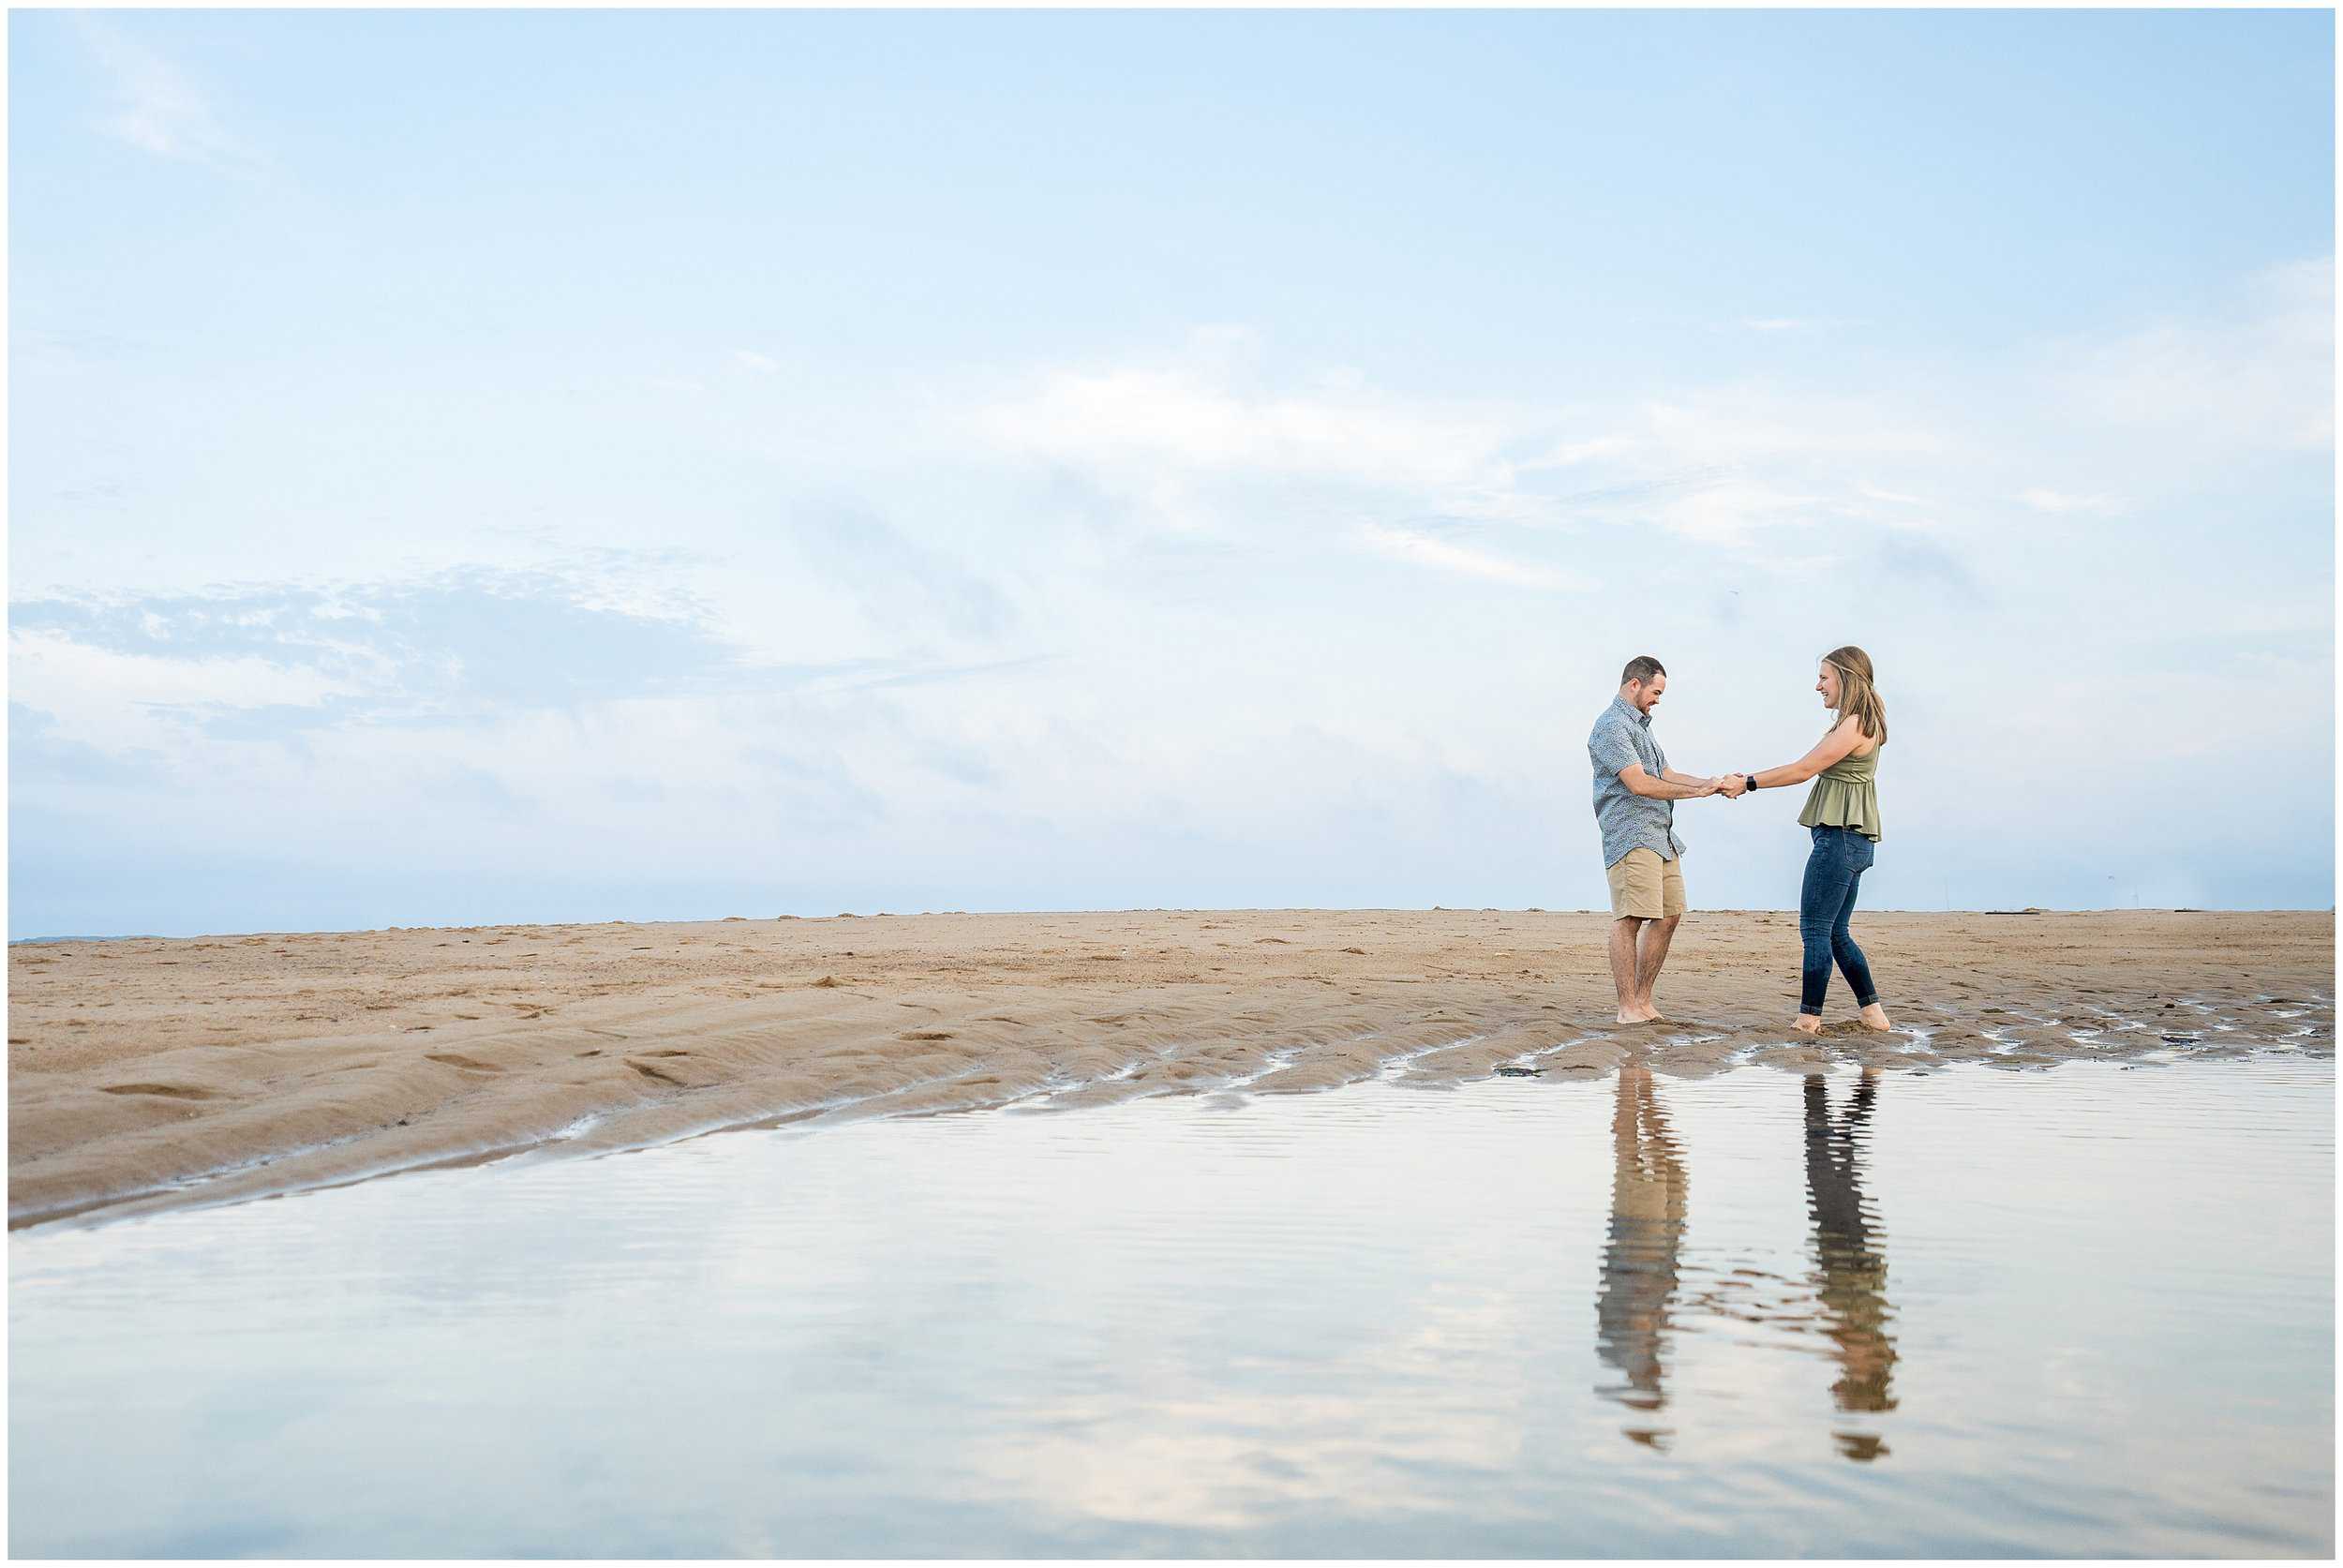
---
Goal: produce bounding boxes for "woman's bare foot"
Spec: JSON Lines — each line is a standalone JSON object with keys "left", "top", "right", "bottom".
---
{"left": 1791, "top": 1015, "right": 1823, "bottom": 1036}
{"left": 1858, "top": 1003, "right": 1893, "bottom": 1031}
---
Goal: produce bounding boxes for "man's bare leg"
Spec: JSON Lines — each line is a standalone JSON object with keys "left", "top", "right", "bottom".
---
{"left": 1609, "top": 917, "right": 1649, "bottom": 1023}
{"left": 1634, "top": 913, "right": 1681, "bottom": 1021}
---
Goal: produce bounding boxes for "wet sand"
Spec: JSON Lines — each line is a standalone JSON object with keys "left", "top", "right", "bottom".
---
{"left": 9, "top": 909, "right": 2332, "bottom": 1229}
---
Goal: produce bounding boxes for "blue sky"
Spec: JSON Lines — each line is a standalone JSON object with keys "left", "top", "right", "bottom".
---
{"left": 11, "top": 9, "right": 2335, "bottom": 937}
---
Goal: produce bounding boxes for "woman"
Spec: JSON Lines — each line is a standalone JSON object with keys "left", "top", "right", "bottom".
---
{"left": 1738, "top": 647, "right": 1891, "bottom": 1035}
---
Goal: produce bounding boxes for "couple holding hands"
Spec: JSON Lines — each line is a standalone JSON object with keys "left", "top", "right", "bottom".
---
{"left": 1588, "top": 648, "right": 1890, "bottom": 1034}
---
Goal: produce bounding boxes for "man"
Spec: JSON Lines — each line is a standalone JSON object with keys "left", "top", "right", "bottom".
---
{"left": 1587, "top": 656, "right": 1745, "bottom": 1023}
{"left": 1595, "top": 1064, "right": 1688, "bottom": 1427}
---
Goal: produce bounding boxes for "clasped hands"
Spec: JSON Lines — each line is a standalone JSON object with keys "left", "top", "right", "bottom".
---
{"left": 1700, "top": 773, "right": 1750, "bottom": 799}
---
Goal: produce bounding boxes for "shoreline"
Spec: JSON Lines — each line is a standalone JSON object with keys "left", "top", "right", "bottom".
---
{"left": 12, "top": 903, "right": 2329, "bottom": 947}
{"left": 10, "top": 909, "right": 2333, "bottom": 1231}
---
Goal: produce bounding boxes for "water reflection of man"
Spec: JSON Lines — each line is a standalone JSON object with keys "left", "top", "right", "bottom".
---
{"left": 1595, "top": 1065, "right": 1687, "bottom": 1442}
{"left": 1804, "top": 1069, "right": 1898, "bottom": 1456}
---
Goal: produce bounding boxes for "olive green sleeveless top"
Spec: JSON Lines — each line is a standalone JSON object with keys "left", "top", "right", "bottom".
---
{"left": 1798, "top": 739, "right": 1882, "bottom": 842}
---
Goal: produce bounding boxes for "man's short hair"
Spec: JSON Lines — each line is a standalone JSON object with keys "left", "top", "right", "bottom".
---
{"left": 1620, "top": 655, "right": 1667, "bottom": 686}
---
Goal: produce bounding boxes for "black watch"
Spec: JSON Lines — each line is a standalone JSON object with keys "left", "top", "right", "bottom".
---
{"left": 1743, "top": 771, "right": 1758, "bottom": 789}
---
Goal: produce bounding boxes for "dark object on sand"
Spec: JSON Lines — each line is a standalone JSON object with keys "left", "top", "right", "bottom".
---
{"left": 2160, "top": 1035, "right": 2199, "bottom": 1044}
{"left": 1493, "top": 1066, "right": 1545, "bottom": 1077}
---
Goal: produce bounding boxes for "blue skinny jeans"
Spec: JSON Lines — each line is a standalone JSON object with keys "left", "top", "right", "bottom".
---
{"left": 1799, "top": 825, "right": 1878, "bottom": 1017}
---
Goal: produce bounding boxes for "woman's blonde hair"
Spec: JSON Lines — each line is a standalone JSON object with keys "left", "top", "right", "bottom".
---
{"left": 1823, "top": 646, "right": 1887, "bottom": 743}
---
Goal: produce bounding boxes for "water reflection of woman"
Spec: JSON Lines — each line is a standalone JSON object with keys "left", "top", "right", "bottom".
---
{"left": 1804, "top": 1070, "right": 1898, "bottom": 1441}
{"left": 1595, "top": 1065, "right": 1687, "bottom": 1434}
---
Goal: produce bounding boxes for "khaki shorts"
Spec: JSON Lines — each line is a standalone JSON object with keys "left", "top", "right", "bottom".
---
{"left": 1605, "top": 848, "right": 1686, "bottom": 920}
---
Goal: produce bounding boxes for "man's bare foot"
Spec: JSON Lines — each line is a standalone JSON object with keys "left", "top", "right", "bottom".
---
{"left": 1616, "top": 1004, "right": 1665, "bottom": 1024}
{"left": 1791, "top": 1015, "right": 1823, "bottom": 1036}
{"left": 1858, "top": 1003, "right": 1893, "bottom": 1031}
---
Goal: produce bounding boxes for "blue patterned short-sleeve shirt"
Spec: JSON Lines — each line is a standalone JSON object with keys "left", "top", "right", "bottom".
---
{"left": 1589, "top": 694, "right": 1685, "bottom": 868}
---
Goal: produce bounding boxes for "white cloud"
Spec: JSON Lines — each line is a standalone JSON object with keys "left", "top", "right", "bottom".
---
{"left": 969, "top": 349, "right": 1955, "bottom": 550}
{"left": 1856, "top": 484, "right": 1929, "bottom": 507}
{"left": 730, "top": 349, "right": 780, "bottom": 374}
{"left": 1646, "top": 477, "right": 1825, "bottom": 543}
{"left": 1638, "top": 394, "right": 1948, "bottom": 465}
{"left": 1521, "top": 435, "right": 1637, "bottom": 470}
{"left": 1739, "top": 316, "right": 1861, "bottom": 333}
{"left": 2017, "top": 488, "right": 2126, "bottom": 516}
{"left": 978, "top": 362, "right": 1515, "bottom": 494}
{"left": 9, "top": 627, "right": 361, "bottom": 754}
{"left": 1520, "top": 394, "right": 1946, "bottom": 544}
{"left": 2052, "top": 256, "right": 2333, "bottom": 453}
{"left": 1359, "top": 525, "right": 1588, "bottom": 591}
{"left": 72, "top": 15, "right": 263, "bottom": 176}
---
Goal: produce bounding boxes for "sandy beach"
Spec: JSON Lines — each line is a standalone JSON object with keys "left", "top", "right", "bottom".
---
{"left": 9, "top": 908, "right": 2332, "bottom": 1229}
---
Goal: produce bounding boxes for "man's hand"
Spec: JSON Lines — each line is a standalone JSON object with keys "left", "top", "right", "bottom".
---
{"left": 1719, "top": 773, "right": 1749, "bottom": 799}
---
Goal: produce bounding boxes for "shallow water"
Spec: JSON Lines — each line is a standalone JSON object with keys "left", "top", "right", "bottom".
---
{"left": 11, "top": 1055, "right": 2334, "bottom": 1558}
